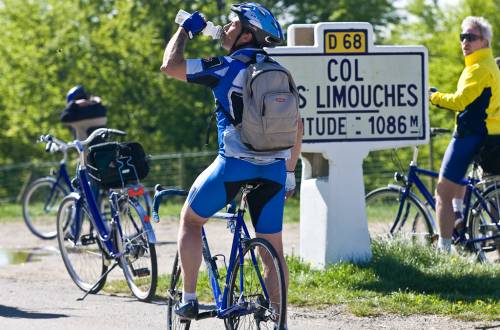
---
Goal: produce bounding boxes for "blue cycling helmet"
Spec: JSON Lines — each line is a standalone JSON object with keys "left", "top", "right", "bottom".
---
{"left": 66, "top": 85, "right": 88, "bottom": 103}
{"left": 230, "top": 3, "right": 284, "bottom": 48}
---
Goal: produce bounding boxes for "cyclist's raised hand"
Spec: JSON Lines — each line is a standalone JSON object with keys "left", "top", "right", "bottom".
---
{"left": 181, "top": 11, "right": 207, "bottom": 39}
{"left": 429, "top": 87, "right": 438, "bottom": 100}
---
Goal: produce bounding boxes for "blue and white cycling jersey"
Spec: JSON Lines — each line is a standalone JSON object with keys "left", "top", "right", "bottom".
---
{"left": 186, "top": 48, "right": 291, "bottom": 162}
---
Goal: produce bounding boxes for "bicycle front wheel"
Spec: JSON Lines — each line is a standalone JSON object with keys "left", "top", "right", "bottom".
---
{"left": 57, "top": 195, "right": 108, "bottom": 293}
{"left": 365, "top": 186, "right": 434, "bottom": 244}
{"left": 118, "top": 199, "right": 158, "bottom": 301}
{"left": 22, "top": 177, "right": 67, "bottom": 239}
{"left": 166, "top": 252, "right": 190, "bottom": 330}
{"left": 468, "top": 185, "right": 500, "bottom": 263}
{"left": 226, "top": 238, "right": 286, "bottom": 330}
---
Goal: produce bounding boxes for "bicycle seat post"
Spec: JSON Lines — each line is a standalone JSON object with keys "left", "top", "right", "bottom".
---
{"left": 410, "top": 146, "right": 419, "bottom": 166}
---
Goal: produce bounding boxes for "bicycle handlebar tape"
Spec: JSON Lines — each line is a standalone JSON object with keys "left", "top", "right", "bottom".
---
{"left": 152, "top": 188, "right": 189, "bottom": 223}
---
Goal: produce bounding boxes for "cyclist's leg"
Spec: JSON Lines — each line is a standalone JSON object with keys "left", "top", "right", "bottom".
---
{"left": 247, "top": 162, "right": 288, "bottom": 324}
{"left": 179, "top": 156, "right": 240, "bottom": 298}
{"left": 436, "top": 177, "right": 463, "bottom": 239}
{"left": 256, "top": 231, "right": 289, "bottom": 316}
{"left": 178, "top": 205, "right": 207, "bottom": 294}
{"left": 437, "top": 135, "right": 483, "bottom": 248}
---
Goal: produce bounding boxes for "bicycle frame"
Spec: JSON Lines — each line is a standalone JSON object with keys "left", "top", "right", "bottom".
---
{"left": 394, "top": 161, "right": 500, "bottom": 245}
{"left": 200, "top": 199, "right": 270, "bottom": 319}
{"left": 60, "top": 131, "right": 153, "bottom": 259}
{"left": 153, "top": 186, "right": 270, "bottom": 320}
{"left": 54, "top": 162, "right": 73, "bottom": 192}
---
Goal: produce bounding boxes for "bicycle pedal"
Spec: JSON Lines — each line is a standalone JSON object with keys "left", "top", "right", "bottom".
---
{"left": 132, "top": 268, "right": 150, "bottom": 277}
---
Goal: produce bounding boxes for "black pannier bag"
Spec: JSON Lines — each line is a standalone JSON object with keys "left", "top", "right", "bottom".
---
{"left": 87, "top": 142, "right": 149, "bottom": 189}
{"left": 477, "top": 135, "right": 500, "bottom": 176}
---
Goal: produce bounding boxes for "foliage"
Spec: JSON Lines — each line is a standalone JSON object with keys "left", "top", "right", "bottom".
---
{"left": 2, "top": 0, "right": 500, "bottom": 195}
{"left": 1, "top": 0, "right": 403, "bottom": 166}
{"left": 0, "top": 0, "right": 223, "bottom": 165}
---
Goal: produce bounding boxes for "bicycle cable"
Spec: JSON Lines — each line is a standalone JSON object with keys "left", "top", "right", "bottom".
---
{"left": 391, "top": 148, "right": 405, "bottom": 174}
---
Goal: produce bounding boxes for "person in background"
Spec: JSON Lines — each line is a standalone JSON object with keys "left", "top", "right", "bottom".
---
{"left": 60, "top": 85, "right": 107, "bottom": 141}
{"left": 429, "top": 16, "right": 500, "bottom": 252}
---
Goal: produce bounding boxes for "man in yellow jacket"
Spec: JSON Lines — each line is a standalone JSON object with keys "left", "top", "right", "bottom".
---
{"left": 430, "top": 16, "right": 500, "bottom": 252}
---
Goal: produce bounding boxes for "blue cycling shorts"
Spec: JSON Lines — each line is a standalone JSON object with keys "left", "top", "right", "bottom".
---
{"left": 440, "top": 135, "right": 485, "bottom": 184}
{"left": 187, "top": 156, "right": 286, "bottom": 234}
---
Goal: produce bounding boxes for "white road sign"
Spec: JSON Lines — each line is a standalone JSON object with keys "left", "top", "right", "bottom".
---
{"left": 269, "top": 24, "right": 428, "bottom": 145}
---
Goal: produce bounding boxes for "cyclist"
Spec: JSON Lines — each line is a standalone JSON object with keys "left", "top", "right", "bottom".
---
{"left": 60, "top": 85, "right": 107, "bottom": 141}
{"left": 429, "top": 16, "right": 500, "bottom": 252}
{"left": 160, "top": 2, "right": 302, "bottom": 327}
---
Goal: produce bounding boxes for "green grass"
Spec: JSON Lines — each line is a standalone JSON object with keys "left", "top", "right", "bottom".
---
{"left": 106, "top": 239, "right": 500, "bottom": 321}
{"left": 0, "top": 203, "right": 22, "bottom": 223}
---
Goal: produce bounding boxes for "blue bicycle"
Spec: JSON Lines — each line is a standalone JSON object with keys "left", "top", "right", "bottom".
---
{"left": 55, "top": 128, "right": 158, "bottom": 301}
{"left": 23, "top": 134, "right": 152, "bottom": 240}
{"left": 21, "top": 135, "right": 74, "bottom": 239}
{"left": 365, "top": 128, "right": 500, "bottom": 263}
{"left": 153, "top": 184, "right": 287, "bottom": 330}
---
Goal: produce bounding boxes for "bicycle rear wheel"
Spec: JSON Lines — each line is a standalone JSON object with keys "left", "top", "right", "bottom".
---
{"left": 22, "top": 177, "right": 66, "bottom": 239}
{"left": 226, "top": 238, "right": 286, "bottom": 330}
{"left": 57, "top": 195, "right": 108, "bottom": 293}
{"left": 166, "top": 252, "right": 190, "bottom": 330}
{"left": 468, "top": 185, "right": 500, "bottom": 263}
{"left": 118, "top": 198, "right": 158, "bottom": 301}
{"left": 365, "top": 186, "right": 435, "bottom": 244}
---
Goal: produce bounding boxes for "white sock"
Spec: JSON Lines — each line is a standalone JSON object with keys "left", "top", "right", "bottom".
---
{"left": 437, "top": 237, "right": 452, "bottom": 253}
{"left": 182, "top": 291, "right": 197, "bottom": 303}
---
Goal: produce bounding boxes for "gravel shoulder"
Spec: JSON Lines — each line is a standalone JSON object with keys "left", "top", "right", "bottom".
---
{"left": 0, "top": 220, "right": 497, "bottom": 329}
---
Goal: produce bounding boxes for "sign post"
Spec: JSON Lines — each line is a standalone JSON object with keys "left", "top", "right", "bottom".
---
{"left": 268, "top": 23, "right": 429, "bottom": 267}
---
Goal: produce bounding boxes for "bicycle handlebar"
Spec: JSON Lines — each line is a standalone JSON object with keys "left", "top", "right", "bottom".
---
{"left": 151, "top": 184, "right": 188, "bottom": 223}
{"left": 38, "top": 134, "right": 69, "bottom": 154}
{"left": 38, "top": 128, "right": 126, "bottom": 158}
{"left": 430, "top": 127, "right": 452, "bottom": 138}
{"left": 73, "top": 128, "right": 126, "bottom": 149}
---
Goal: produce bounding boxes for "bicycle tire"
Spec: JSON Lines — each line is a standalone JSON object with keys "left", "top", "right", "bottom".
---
{"left": 365, "top": 186, "right": 435, "bottom": 244}
{"left": 117, "top": 198, "right": 158, "bottom": 301}
{"left": 468, "top": 184, "right": 500, "bottom": 263}
{"left": 166, "top": 252, "right": 191, "bottom": 330}
{"left": 225, "top": 238, "right": 286, "bottom": 330}
{"left": 57, "top": 195, "right": 108, "bottom": 293}
{"left": 22, "top": 177, "right": 67, "bottom": 239}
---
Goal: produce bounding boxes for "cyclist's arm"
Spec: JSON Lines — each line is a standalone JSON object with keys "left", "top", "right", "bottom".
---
{"left": 286, "top": 114, "right": 303, "bottom": 172}
{"left": 160, "top": 27, "right": 188, "bottom": 81}
{"left": 430, "top": 65, "right": 488, "bottom": 111}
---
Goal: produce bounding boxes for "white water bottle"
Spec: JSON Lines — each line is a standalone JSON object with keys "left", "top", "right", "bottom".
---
{"left": 175, "top": 9, "right": 222, "bottom": 40}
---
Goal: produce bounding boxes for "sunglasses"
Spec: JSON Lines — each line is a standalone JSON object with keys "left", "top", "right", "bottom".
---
{"left": 460, "top": 33, "right": 482, "bottom": 42}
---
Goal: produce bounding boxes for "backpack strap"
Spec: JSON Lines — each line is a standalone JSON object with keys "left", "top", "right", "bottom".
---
{"left": 231, "top": 54, "right": 253, "bottom": 64}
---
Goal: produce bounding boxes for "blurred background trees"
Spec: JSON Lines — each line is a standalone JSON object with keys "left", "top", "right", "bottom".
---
{"left": 0, "top": 0, "right": 498, "bottom": 176}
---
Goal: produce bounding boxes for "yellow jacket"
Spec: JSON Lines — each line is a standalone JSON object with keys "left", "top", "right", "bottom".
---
{"left": 430, "top": 47, "right": 500, "bottom": 136}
